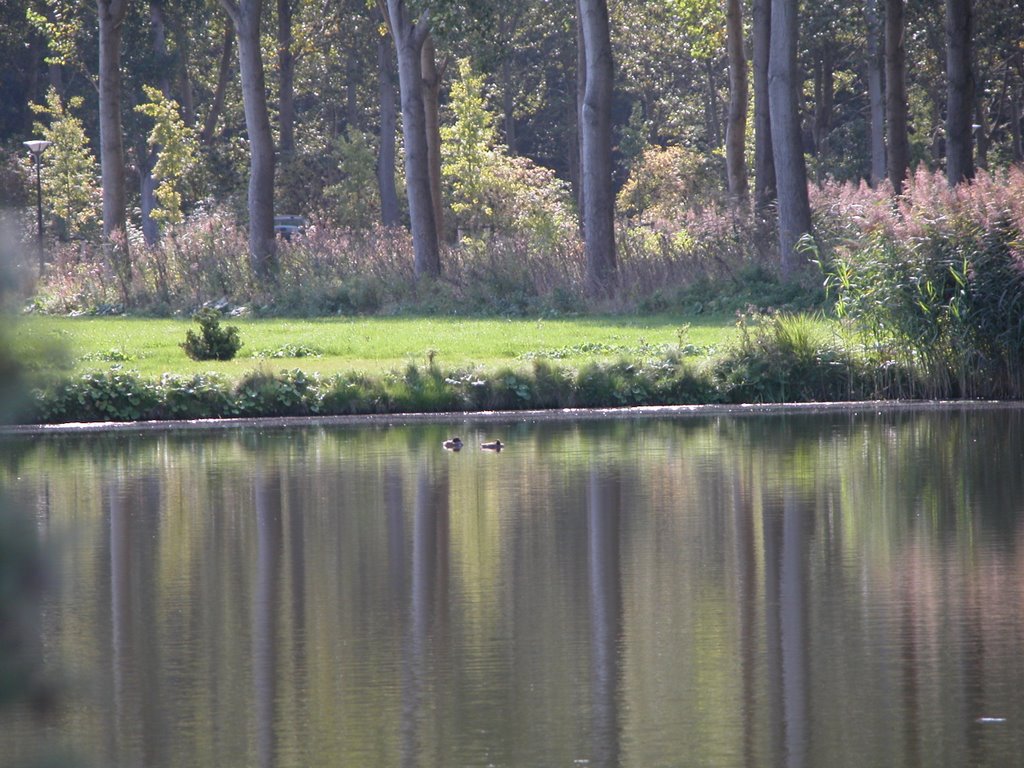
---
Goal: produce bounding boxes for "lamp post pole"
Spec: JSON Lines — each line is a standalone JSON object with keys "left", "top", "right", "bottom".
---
{"left": 23, "top": 140, "right": 51, "bottom": 275}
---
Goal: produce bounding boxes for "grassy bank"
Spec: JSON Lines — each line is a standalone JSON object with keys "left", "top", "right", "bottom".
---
{"left": 16, "top": 313, "right": 740, "bottom": 380}
{"left": 8, "top": 311, "right": 888, "bottom": 425}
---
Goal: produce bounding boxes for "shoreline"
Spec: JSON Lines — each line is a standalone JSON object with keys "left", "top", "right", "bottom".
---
{"left": 3, "top": 399, "right": 1021, "bottom": 436}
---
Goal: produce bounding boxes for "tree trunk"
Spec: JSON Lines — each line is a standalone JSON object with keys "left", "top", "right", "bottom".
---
{"left": 753, "top": 0, "right": 776, "bottom": 213}
{"left": 498, "top": 10, "right": 519, "bottom": 152}
{"left": 945, "top": 0, "right": 974, "bottom": 185}
{"left": 1011, "top": 81, "right": 1023, "bottom": 163}
{"left": 768, "top": 0, "right": 812, "bottom": 279}
{"left": 201, "top": 25, "right": 235, "bottom": 145}
{"left": 149, "top": 1, "right": 173, "bottom": 96}
{"left": 885, "top": 0, "right": 910, "bottom": 193}
{"left": 578, "top": 0, "right": 617, "bottom": 297}
{"left": 725, "top": 0, "right": 748, "bottom": 203}
{"left": 142, "top": 0, "right": 172, "bottom": 246}
{"left": 168, "top": 15, "right": 196, "bottom": 126}
{"left": 704, "top": 59, "right": 722, "bottom": 149}
{"left": 974, "top": 92, "right": 988, "bottom": 170}
{"left": 575, "top": 0, "right": 586, "bottom": 229}
{"left": 377, "top": 23, "right": 401, "bottom": 227}
{"left": 866, "top": 0, "right": 886, "bottom": 186}
{"left": 812, "top": 46, "right": 834, "bottom": 181}
{"left": 420, "top": 35, "right": 445, "bottom": 244}
{"left": 502, "top": 56, "right": 517, "bottom": 152}
{"left": 220, "top": 0, "right": 277, "bottom": 282}
{"left": 140, "top": 156, "right": 160, "bottom": 246}
{"left": 384, "top": 0, "right": 440, "bottom": 278}
{"left": 277, "top": 0, "right": 295, "bottom": 156}
{"left": 98, "top": 0, "right": 131, "bottom": 291}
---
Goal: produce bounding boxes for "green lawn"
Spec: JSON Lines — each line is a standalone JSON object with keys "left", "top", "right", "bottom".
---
{"left": 16, "top": 314, "right": 741, "bottom": 381}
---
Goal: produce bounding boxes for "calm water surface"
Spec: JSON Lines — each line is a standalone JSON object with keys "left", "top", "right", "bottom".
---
{"left": 4, "top": 410, "right": 1024, "bottom": 767}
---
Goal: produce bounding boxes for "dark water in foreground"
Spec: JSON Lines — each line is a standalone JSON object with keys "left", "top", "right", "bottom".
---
{"left": 3, "top": 409, "right": 1024, "bottom": 768}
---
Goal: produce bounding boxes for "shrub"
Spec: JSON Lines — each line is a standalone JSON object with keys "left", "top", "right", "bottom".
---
{"left": 817, "top": 168, "right": 1024, "bottom": 399}
{"left": 232, "top": 369, "right": 321, "bottom": 417}
{"left": 158, "top": 372, "right": 233, "bottom": 419}
{"left": 181, "top": 308, "right": 242, "bottom": 361}
{"left": 36, "top": 368, "right": 160, "bottom": 422}
{"left": 320, "top": 371, "right": 389, "bottom": 414}
{"left": 711, "top": 312, "right": 865, "bottom": 403}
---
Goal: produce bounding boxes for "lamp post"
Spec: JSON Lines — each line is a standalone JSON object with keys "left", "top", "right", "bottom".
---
{"left": 23, "top": 139, "right": 51, "bottom": 275}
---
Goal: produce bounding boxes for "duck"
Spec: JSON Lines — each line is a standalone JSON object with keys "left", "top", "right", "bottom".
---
{"left": 480, "top": 439, "right": 504, "bottom": 451}
{"left": 442, "top": 437, "right": 464, "bottom": 451}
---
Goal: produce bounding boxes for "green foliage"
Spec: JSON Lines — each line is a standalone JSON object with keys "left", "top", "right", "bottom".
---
{"left": 253, "top": 343, "right": 324, "bottom": 359}
{"left": 36, "top": 368, "right": 161, "bottom": 422}
{"left": 232, "top": 369, "right": 320, "bottom": 416}
{"left": 30, "top": 87, "right": 100, "bottom": 241}
{"left": 320, "top": 371, "right": 389, "bottom": 415}
{"left": 25, "top": 352, "right": 720, "bottom": 424}
{"left": 321, "top": 130, "right": 382, "bottom": 229}
{"left": 159, "top": 372, "right": 233, "bottom": 419}
{"left": 817, "top": 168, "right": 1024, "bottom": 399}
{"left": 712, "top": 311, "right": 866, "bottom": 403}
{"left": 442, "top": 59, "right": 499, "bottom": 232}
{"left": 135, "top": 85, "right": 199, "bottom": 225}
{"left": 441, "top": 59, "right": 575, "bottom": 246}
{"left": 180, "top": 308, "right": 242, "bottom": 361}
{"left": 617, "top": 144, "right": 724, "bottom": 224}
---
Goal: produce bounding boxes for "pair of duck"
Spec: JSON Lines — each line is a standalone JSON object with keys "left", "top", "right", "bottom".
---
{"left": 443, "top": 437, "right": 503, "bottom": 452}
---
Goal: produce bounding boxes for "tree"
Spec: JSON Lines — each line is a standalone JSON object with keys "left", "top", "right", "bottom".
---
{"left": 219, "top": 0, "right": 277, "bottom": 281}
{"left": 768, "top": 0, "right": 812, "bottom": 278}
{"left": 277, "top": 0, "right": 296, "bottom": 156}
{"left": 31, "top": 87, "right": 101, "bottom": 242}
{"left": 945, "top": 0, "right": 974, "bottom": 185}
{"left": 724, "top": 0, "right": 747, "bottom": 203}
{"left": 577, "top": 0, "right": 616, "bottom": 296}
{"left": 200, "top": 25, "right": 235, "bottom": 145}
{"left": 135, "top": 85, "right": 199, "bottom": 226}
{"left": 380, "top": 0, "right": 441, "bottom": 278}
{"left": 376, "top": 17, "right": 401, "bottom": 226}
{"left": 752, "top": 0, "right": 776, "bottom": 213}
{"left": 885, "top": 0, "right": 910, "bottom": 193}
{"left": 98, "top": 0, "right": 131, "bottom": 286}
{"left": 421, "top": 34, "right": 446, "bottom": 242}
{"left": 865, "top": 0, "right": 886, "bottom": 186}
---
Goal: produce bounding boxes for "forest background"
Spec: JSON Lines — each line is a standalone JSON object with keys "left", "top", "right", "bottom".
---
{"left": 0, "top": 0, "right": 1019, "bottom": 310}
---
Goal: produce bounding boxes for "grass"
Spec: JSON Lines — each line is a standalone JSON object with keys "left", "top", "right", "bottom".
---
{"left": 15, "top": 314, "right": 743, "bottom": 382}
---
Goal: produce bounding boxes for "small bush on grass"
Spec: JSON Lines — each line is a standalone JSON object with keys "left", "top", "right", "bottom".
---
{"left": 181, "top": 308, "right": 242, "bottom": 361}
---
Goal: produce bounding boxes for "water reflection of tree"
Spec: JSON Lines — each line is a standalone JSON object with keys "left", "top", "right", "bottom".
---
{"left": 587, "top": 467, "right": 623, "bottom": 768}
{"left": 107, "top": 474, "right": 166, "bottom": 768}
{"left": 761, "top": 487, "right": 811, "bottom": 768}
{"left": 252, "top": 467, "right": 282, "bottom": 768}
{"left": 402, "top": 456, "right": 450, "bottom": 768}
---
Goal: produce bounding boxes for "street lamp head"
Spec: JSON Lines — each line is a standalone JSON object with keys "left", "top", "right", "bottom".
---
{"left": 23, "top": 140, "right": 51, "bottom": 156}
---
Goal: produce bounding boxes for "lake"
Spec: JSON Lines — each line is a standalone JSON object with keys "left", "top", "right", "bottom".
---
{"left": 3, "top": 408, "right": 1024, "bottom": 767}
